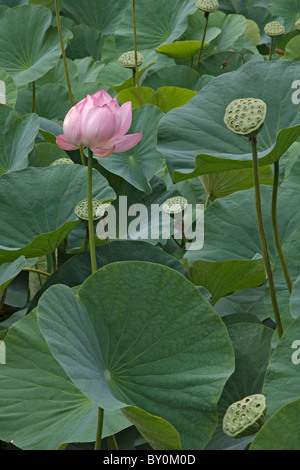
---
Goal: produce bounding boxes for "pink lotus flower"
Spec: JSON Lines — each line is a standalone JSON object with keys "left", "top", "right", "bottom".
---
{"left": 56, "top": 90, "right": 143, "bottom": 158}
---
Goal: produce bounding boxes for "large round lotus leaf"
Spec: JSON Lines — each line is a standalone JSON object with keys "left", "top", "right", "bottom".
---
{"left": 0, "top": 105, "right": 39, "bottom": 177}
{"left": 185, "top": 186, "right": 300, "bottom": 265}
{"left": 218, "top": 0, "right": 269, "bottom": 13}
{"left": 62, "top": 0, "right": 130, "bottom": 35}
{"left": 98, "top": 104, "right": 165, "bottom": 194}
{"left": 250, "top": 399, "right": 300, "bottom": 450}
{"left": 28, "top": 240, "right": 189, "bottom": 311}
{"left": 0, "top": 5, "right": 72, "bottom": 86}
{"left": 142, "top": 65, "right": 202, "bottom": 91}
{"left": 262, "top": 316, "right": 300, "bottom": 418}
{"left": 16, "top": 84, "right": 71, "bottom": 121}
{"left": 0, "top": 0, "right": 26, "bottom": 6}
{"left": 117, "top": 87, "right": 197, "bottom": 113}
{"left": 264, "top": 227, "right": 300, "bottom": 321}
{"left": 37, "top": 261, "right": 235, "bottom": 449}
{"left": 66, "top": 24, "right": 105, "bottom": 62}
{"left": 28, "top": 142, "right": 71, "bottom": 168}
{"left": 188, "top": 258, "right": 266, "bottom": 305}
{"left": 158, "top": 61, "right": 300, "bottom": 182}
{"left": 0, "top": 310, "right": 130, "bottom": 450}
{"left": 199, "top": 165, "right": 273, "bottom": 201}
{"left": 283, "top": 36, "right": 300, "bottom": 61}
{"left": 0, "top": 256, "right": 37, "bottom": 294}
{"left": 122, "top": 406, "right": 182, "bottom": 450}
{"left": 0, "top": 165, "right": 115, "bottom": 264}
{"left": 114, "top": 0, "right": 198, "bottom": 52}
{"left": 269, "top": 0, "right": 300, "bottom": 32}
{"left": 217, "top": 1, "right": 273, "bottom": 39}
{"left": 205, "top": 322, "right": 273, "bottom": 450}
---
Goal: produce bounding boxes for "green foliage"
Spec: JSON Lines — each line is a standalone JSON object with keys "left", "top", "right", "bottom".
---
{"left": 0, "top": 0, "right": 299, "bottom": 451}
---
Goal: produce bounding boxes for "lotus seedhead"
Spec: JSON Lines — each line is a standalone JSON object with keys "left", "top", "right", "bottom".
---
{"left": 224, "top": 98, "right": 267, "bottom": 137}
{"left": 162, "top": 196, "right": 188, "bottom": 214}
{"left": 264, "top": 21, "right": 285, "bottom": 37}
{"left": 50, "top": 158, "right": 74, "bottom": 166}
{"left": 195, "top": 0, "right": 219, "bottom": 13}
{"left": 223, "top": 394, "right": 267, "bottom": 438}
{"left": 75, "top": 199, "right": 105, "bottom": 221}
{"left": 118, "top": 51, "right": 144, "bottom": 69}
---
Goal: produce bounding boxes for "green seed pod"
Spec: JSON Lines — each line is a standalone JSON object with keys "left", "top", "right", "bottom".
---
{"left": 264, "top": 21, "right": 285, "bottom": 37}
{"left": 195, "top": 0, "right": 219, "bottom": 13}
{"left": 118, "top": 51, "right": 144, "bottom": 69}
{"left": 223, "top": 394, "right": 267, "bottom": 438}
{"left": 162, "top": 196, "right": 188, "bottom": 214}
{"left": 295, "top": 19, "right": 300, "bottom": 31}
{"left": 50, "top": 158, "right": 74, "bottom": 166}
{"left": 74, "top": 199, "right": 106, "bottom": 222}
{"left": 224, "top": 98, "right": 267, "bottom": 137}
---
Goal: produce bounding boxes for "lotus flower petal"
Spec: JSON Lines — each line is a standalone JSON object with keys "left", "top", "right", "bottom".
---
{"left": 56, "top": 89, "right": 143, "bottom": 157}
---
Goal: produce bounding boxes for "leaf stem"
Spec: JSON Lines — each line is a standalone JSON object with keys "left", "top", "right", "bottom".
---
{"left": 250, "top": 136, "right": 283, "bottom": 338}
{"left": 87, "top": 149, "right": 97, "bottom": 274}
{"left": 94, "top": 407, "right": 104, "bottom": 450}
{"left": 107, "top": 434, "right": 119, "bottom": 450}
{"left": 22, "top": 267, "right": 51, "bottom": 277}
{"left": 132, "top": 0, "right": 142, "bottom": 106}
{"left": 272, "top": 160, "right": 292, "bottom": 293}
{"left": 195, "top": 12, "right": 209, "bottom": 73}
{"left": 204, "top": 192, "right": 210, "bottom": 210}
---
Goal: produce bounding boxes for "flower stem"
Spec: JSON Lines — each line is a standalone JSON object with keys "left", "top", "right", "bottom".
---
{"left": 88, "top": 151, "right": 105, "bottom": 449}
{"left": 268, "top": 37, "right": 274, "bottom": 61}
{"left": 54, "top": 0, "right": 74, "bottom": 107}
{"left": 94, "top": 407, "right": 104, "bottom": 450}
{"left": 250, "top": 136, "right": 283, "bottom": 338}
{"left": 132, "top": 0, "right": 142, "bottom": 106}
{"left": 272, "top": 160, "right": 292, "bottom": 293}
{"left": 87, "top": 149, "right": 97, "bottom": 274}
{"left": 79, "top": 147, "right": 87, "bottom": 166}
{"left": 195, "top": 12, "right": 209, "bottom": 73}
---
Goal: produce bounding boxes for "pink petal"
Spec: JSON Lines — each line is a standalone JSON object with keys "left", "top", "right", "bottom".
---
{"left": 112, "top": 132, "right": 143, "bottom": 153}
{"left": 91, "top": 90, "right": 114, "bottom": 107}
{"left": 78, "top": 94, "right": 97, "bottom": 123}
{"left": 83, "top": 104, "right": 117, "bottom": 148}
{"left": 56, "top": 134, "right": 79, "bottom": 151}
{"left": 63, "top": 106, "right": 82, "bottom": 146}
{"left": 115, "top": 101, "right": 133, "bottom": 138}
{"left": 91, "top": 146, "right": 116, "bottom": 158}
